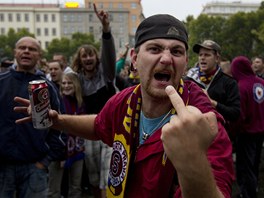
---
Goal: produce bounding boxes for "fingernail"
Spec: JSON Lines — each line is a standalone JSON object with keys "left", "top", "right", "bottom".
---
{"left": 165, "top": 85, "right": 174, "bottom": 93}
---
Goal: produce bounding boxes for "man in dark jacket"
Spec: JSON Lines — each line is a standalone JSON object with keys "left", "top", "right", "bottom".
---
{"left": 186, "top": 40, "right": 240, "bottom": 140}
{"left": 0, "top": 36, "right": 66, "bottom": 198}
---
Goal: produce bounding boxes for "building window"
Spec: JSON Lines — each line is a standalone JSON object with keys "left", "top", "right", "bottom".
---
{"left": 44, "top": 14, "right": 48, "bottom": 22}
{"left": 118, "top": 14, "right": 123, "bottom": 22}
{"left": 1, "top": 28, "right": 5, "bottom": 35}
{"left": 118, "top": 3, "right": 123, "bottom": 8}
{"left": 16, "top": 13, "right": 21, "bottom": 22}
{"left": 119, "top": 26, "right": 124, "bottom": 34}
{"left": 51, "top": 14, "right": 56, "bottom": 22}
{"left": 17, "top": 28, "right": 21, "bottom": 32}
{"left": 44, "top": 28, "right": 49, "bottom": 36}
{"left": 52, "top": 28, "right": 56, "bottom": 36}
{"left": 8, "top": 13, "right": 13, "bottom": 22}
{"left": 70, "top": 14, "right": 75, "bottom": 22}
{"left": 109, "top": 3, "right": 113, "bottom": 8}
{"left": 78, "top": 15, "right": 82, "bottom": 22}
{"left": 71, "top": 27, "right": 75, "bottom": 34}
{"left": 89, "top": 14, "right": 93, "bottom": 22}
{"left": 131, "top": 3, "right": 137, "bottom": 9}
{"left": 119, "top": 38, "right": 124, "bottom": 48}
{"left": 132, "top": 27, "right": 137, "bottom": 34}
{"left": 131, "top": 15, "right": 136, "bottom": 22}
{"left": 88, "top": 2, "right": 93, "bottom": 9}
{"left": 0, "top": 14, "right": 4, "bottom": 22}
{"left": 63, "top": 27, "right": 68, "bottom": 35}
{"left": 45, "top": 41, "right": 49, "bottom": 49}
{"left": 78, "top": 26, "right": 83, "bottom": 33}
{"left": 36, "top": 28, "right": 41, "bottom": 36}
{"left": 24, "top": 13, "right": 29, "bottom": 22}
{"left": 109, "top": 14, "right": 113, "bottom": 22}
{"left": 89, "top": 26, "right": 94, "bottom": 34}
{"left": 63, "top": 14, "right": 68, "bottom": 22}
{"left": 36, "top": 14, "right": 40, "bottom": 22}
{"left": 98, "top": 3, "right": 103, "bottom": 9}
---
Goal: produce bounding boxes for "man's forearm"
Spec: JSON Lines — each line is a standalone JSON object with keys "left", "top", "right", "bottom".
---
{"left": 176, "top": 154, "right": 224, "bottom": 198}
{"left": 55, "top": 114, "right": 98, "bottom": 140}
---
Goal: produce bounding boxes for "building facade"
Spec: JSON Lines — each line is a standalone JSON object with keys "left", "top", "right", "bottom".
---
{"left": 202, "top": 1, "right": 260, "bottom": 18}
{"left": 0, "top": 1, "right": 143, "bottom": 54}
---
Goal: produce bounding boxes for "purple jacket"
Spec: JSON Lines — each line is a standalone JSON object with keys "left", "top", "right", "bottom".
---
{"left": 231, "top": 56, "right": 264, "bottom": 133}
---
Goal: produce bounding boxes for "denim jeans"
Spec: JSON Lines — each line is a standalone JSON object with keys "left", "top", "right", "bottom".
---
{"left": 0, "top": 163, "right": 48, "bottom": 198}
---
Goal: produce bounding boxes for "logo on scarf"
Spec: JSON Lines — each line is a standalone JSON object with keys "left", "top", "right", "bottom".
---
{"left": 108, "top": 140, "right": 128, "bottom": 195}
{"left": 253, "top": 83, "right": 264, "bottom": 103}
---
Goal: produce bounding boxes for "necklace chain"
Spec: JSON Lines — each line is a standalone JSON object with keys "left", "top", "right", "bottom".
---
{"left": 141, "top": 109, "right": 172, "bottom": 141}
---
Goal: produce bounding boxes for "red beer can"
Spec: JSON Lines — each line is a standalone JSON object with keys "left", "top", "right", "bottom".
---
{"left": 28, "top": 80, "right": 53, "bottom": 129}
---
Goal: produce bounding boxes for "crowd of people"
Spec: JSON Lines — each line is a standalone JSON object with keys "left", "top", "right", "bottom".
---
{"left": 0, "top": 3, "right": 264, "bottom": 198}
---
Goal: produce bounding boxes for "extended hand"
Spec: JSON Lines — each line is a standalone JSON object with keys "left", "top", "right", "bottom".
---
{"left": 161, "top": 85, "right": 218, "bottom": 169}
{"left": 13, "top": 97, "right": 32, "bottom": 124}
{"left": 14, "top": 97, "right": 59, "bottom": 129}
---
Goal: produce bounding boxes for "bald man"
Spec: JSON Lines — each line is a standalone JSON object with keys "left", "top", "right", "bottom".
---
{"left": 0, "top": 37, "right": 66, "bottom": 198}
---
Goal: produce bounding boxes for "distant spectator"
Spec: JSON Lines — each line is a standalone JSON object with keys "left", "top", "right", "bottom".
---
{"left": 0, "top": 57, "right": 13, "bottom": 72}
{"left": 53, "top": 53, "right": 74, "bottom": 74}
{"left": 71, "top": 3, "right": 115, "bottom": 198}
{"left": 46, "top": 53, "right": 74, "bottom": 81}
{"left": 38, "top": 58, "right": 49, "bottom": 75}
{"left": 252, "top": 55, "right": 264, "bottom": 79}
{"left": 48, "top": 72, "right": 86, "bottom": 198}
{"left": 116, "top": 43, "right": 130, "bottom": 74}
{"left": 220, "top": 60, "right": 232, "bottom": 77}
{"left": 48, "top": 60, "right": 64, "bottom": 89}
{"left": 127, "top": 64, "right": 140, "bottom": 87}
{"left": 186, "top": 40, "right": 240, "bottom": 141}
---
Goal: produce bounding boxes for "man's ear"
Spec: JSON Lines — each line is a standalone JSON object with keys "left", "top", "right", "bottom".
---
{"left": 130, "top": 48, "right": 137, "bottom": 65}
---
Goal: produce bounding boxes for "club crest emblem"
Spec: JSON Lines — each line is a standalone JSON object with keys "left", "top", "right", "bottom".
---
{"left": 253, "top": 83, "right": 264, "bottom": 103}
{"left": 108, "top": 140, "right": 128, "bottom": 195}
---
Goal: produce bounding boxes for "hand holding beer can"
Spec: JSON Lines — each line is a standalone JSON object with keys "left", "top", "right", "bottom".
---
{"left": 28, "top": 80, "right": 53, "bottom": 129}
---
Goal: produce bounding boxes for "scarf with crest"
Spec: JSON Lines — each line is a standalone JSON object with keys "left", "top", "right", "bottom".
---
{"left": 107, "top": 79, "right": 188, "bottom": 197}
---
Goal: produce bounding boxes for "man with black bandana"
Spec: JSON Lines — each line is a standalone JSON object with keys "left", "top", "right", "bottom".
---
{"left": 15, "top": 14, "right": 234, "bottom": 198}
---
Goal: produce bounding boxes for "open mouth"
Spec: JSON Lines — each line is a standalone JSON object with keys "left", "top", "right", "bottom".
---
{"left": 21, "top": 57, "right": 31, "bottom": 61}
{"left": 154, "top": 72, "right": 171, "bottom": 82}
{"left": 84, "top": 60, "right": 93, "bottom": 65}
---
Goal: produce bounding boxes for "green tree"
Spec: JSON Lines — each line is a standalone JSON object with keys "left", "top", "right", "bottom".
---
{"left": 187, "top": 14, "right": 226, "bottom": 67}
{"left": 186, "top": 6, "right": 264, "bottom": 67}
{"left": 45, "top": 32, "right": 99, "bottom": 63}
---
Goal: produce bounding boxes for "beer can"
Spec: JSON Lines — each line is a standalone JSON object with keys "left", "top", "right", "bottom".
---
{"left": 28, "top": 80, "right": 53, "bottom": 129}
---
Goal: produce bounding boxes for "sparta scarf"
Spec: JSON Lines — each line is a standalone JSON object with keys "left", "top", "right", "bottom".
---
{"left": 199, "top": 65, "right": 219, "bottom": 85}
{"left": 107, "top": 79, "right": 186, "bottom": 197}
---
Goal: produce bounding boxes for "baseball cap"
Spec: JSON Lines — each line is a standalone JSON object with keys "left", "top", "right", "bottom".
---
{"left": 193, "top": 40, "right": 221, "bottom": 54}
{"left": 134, "top": 14, "right": 188, "bottom": 49}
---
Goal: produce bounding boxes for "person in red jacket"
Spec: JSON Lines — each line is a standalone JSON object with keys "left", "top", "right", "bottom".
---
{"left": 231, "top": 56, "right": 264, "bottom": 198}
{"left": 14, "top": 14, "right": 234, "bottom": 198}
